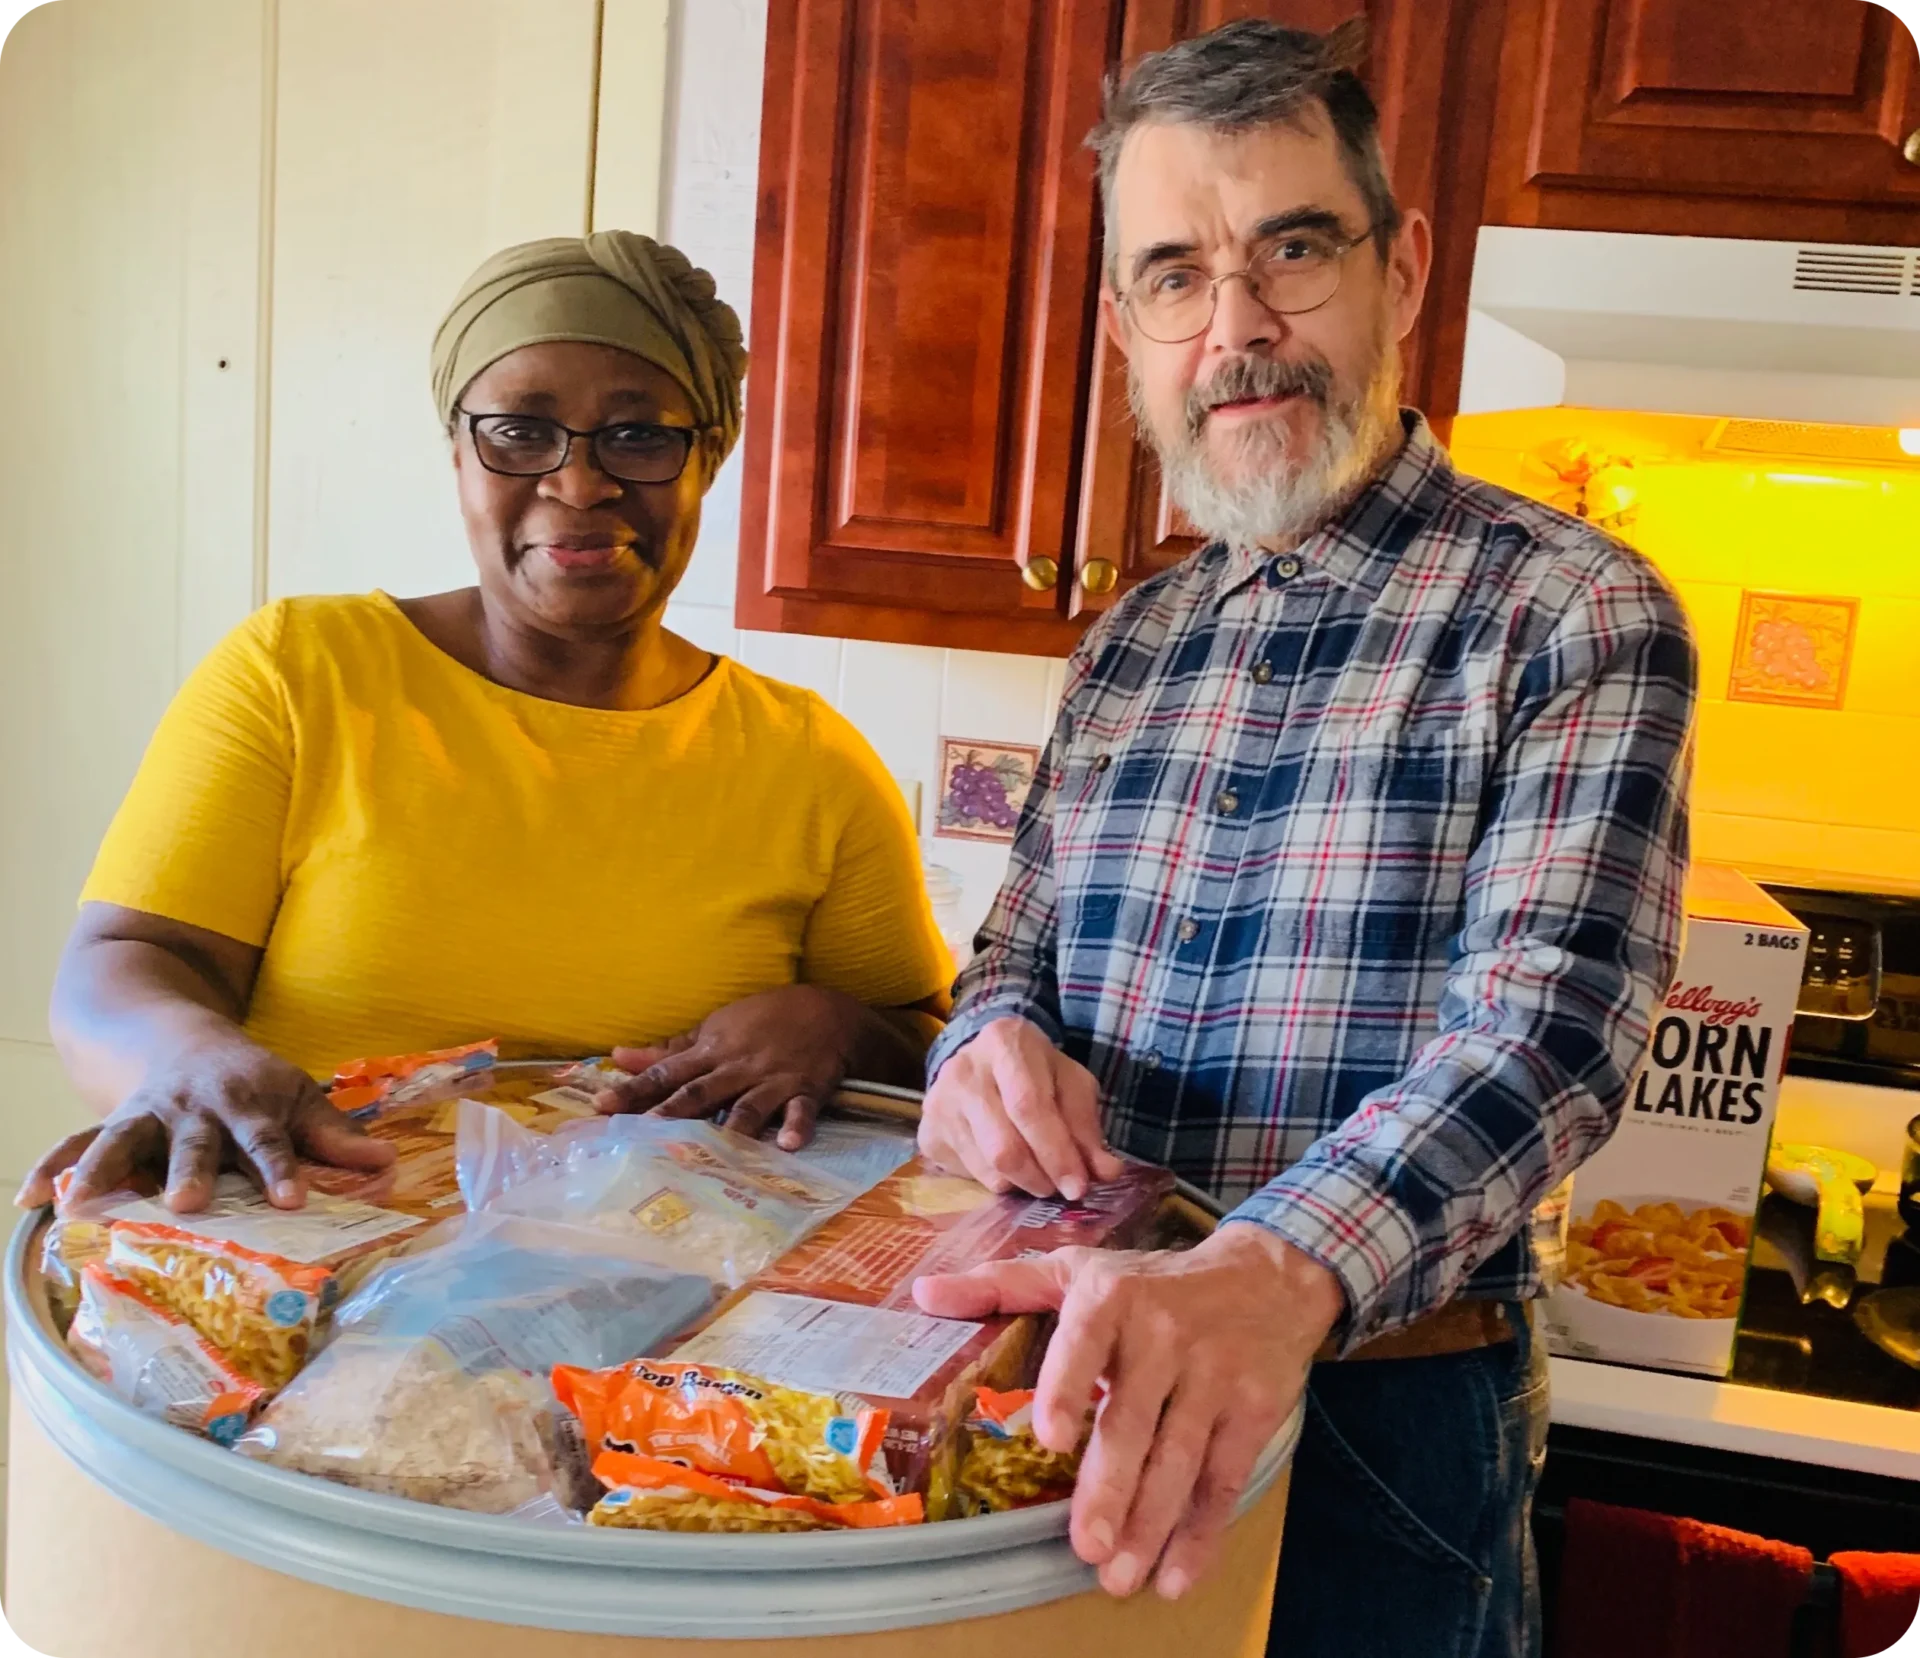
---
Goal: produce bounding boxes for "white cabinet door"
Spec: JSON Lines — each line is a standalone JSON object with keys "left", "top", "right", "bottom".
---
{"left": 0, "top": 0, "right": 268, "bottom": 1179}
{"left": 265, "top": 0, "right": 601, "bottom": 604}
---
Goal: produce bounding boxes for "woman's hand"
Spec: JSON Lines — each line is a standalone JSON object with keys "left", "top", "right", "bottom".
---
{"left": 17, "top": 1028, "right": 394, "bottom": 1214}
{"left": 595, "top": 985, "right": 881, "bottom": 1150}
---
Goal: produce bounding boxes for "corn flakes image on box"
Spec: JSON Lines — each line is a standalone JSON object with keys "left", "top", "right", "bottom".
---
{"left": 1545, "top": 864, "right": 1808, "bottom": 1378}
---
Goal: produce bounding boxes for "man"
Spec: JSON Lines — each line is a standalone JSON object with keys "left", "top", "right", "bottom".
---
{"left": 910, "top": 19, "right": 1696, "bottom": 1658}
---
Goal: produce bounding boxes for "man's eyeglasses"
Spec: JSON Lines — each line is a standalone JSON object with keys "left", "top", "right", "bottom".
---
{"left": 456, "top": 410, "right": 706, "bottom": 485}
{"left": 1122, "top": 225, "right": 1376, "bottom": 345}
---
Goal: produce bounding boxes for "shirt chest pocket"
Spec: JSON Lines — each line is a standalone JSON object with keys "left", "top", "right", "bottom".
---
{"left": 1264, "top": 729, "right": 1490, "bottom": 950}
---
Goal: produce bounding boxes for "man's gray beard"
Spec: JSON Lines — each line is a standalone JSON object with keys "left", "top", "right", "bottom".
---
{"left": 1131, "top": 340, "right": 1404, "bottom": 551}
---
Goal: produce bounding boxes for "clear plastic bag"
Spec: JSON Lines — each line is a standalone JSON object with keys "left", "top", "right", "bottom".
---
{"left": 456, "top": 1106, "right": 863, "bottom": 1287}
{"left": 67, "top": 1263, "right": 268, "bottom": 1444}
{"left": 783, "top": 1115, "right": 918, "bottom": 1192}
{"left": 234, "top": 1213, "right": 716, "bottom": 1514}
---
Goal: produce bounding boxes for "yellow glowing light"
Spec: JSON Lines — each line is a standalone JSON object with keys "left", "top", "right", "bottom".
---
{"left": 1900, "top": 429, "right": 1920, "bottom": 458}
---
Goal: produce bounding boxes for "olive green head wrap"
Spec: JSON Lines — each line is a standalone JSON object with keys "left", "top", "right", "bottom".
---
{"left": 430, "top": 230, "right": 747, "bottom": 468}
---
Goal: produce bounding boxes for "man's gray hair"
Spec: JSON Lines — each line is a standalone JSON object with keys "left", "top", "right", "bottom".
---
{"left": 1086, "top": 18, "right": 1403, "bottom": 291}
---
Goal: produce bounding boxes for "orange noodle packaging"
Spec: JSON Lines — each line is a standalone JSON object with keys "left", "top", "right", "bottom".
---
{"left": 953, "top": 1387, "right": 1090, "bottom": 1516}
{"left": 550, "top": 1358, "right": 893, "bottom": 1507}
{"left": 67, "top": 1262, "right": 268, "bottom": 1444}
{"left": 101, "top": 1178, "right": 431, "bottom": 1388}
{"left": 586, "top": 1451, "right": 923, "bottom": 1533}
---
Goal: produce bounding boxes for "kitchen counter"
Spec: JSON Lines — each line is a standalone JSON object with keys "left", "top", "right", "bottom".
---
{"left": 1550, "top": 1355, "right": 1920, "bottom": 1483}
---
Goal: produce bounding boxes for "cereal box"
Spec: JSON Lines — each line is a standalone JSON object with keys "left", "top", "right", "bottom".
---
{"left": 1544, "top": 864, "right": 1808, "bottom": 1376}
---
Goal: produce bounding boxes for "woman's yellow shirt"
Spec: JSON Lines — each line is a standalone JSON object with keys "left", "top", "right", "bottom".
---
{"left": 82, "top": 595, "right": 951, "bottom": 1079}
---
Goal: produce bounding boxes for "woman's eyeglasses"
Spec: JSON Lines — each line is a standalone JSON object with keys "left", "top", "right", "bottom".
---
{"left": 457, "top": 410, "right": 706, "bottom": 485}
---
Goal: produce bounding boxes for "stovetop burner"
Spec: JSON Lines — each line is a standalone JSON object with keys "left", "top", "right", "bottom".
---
{"left": 1733, "top": 1192, "right": 1920, "bottom": 1409}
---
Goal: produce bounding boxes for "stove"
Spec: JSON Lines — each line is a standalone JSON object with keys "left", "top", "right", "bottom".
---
{"left": 1727, "top": 882, "right": 1920, "bottom": 1412}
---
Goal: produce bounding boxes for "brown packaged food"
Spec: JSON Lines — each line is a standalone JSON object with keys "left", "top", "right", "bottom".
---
{"left": 750, "top": 1155, "right": 1177, "bottom": 1310}
{"left": 662, "top": 1158, "right": 1172, "bottom": 1515}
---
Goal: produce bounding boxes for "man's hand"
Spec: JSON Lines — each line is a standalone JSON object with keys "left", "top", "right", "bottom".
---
{"left": 919, "top": 1016, "right": 1125, "bottom": 1200}
{"left": 596, "top": 985, "right": 871, "bottom": 1150}
{"left": 913, "top": 1224, "right": 1343, "bottom": 1598}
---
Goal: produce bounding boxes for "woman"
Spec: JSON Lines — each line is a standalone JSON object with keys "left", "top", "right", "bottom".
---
{"left": 20, "top": 231, "right": 950, "bottom": 1217}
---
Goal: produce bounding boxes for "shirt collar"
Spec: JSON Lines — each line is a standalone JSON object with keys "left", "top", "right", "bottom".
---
{"left": 1210, "top": 410, "right": 1453, "bottom": 608}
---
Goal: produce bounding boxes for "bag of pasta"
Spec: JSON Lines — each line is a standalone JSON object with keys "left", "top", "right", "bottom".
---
{"left": 458, "top": 1107, "right": 862, "bottom": 1287}
{"left": 103, "top": 1180, "right": 430, "bottom": 1388}
{"left": 234, "top": 1214, "right": 717, "bottom": 1514}
{"left": 551, "top": 1358, "right": 894, "bottom": 1508}
{"left": 586, "top": 1450, "right": 921, "bottom": 1533}
{"left": 67, "top": 1263, "right": 268, "bottom": 1443}
{"left": 953, "top": 1388, "right": 1088, "bottom": 1516}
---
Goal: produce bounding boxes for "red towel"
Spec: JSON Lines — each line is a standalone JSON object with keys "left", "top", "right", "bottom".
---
{"left": 1829, "top": 1552, "right": 1920, "bottom": 1657}
{"left": 1555, "top": 1498, "right": 1813, "bottom": 1658}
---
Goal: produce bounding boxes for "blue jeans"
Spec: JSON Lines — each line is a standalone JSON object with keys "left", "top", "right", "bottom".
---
{"left": 1267, "top": 1302, "right": 1551, "bottom": 1658}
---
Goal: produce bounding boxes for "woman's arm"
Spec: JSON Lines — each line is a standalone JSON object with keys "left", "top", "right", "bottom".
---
{"left": 22, "top": 903, "right": 392, "bottom": 1212}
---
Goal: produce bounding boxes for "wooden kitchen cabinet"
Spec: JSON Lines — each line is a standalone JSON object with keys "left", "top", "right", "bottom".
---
{"left": 1482, "top": 0, "right": 1920, "bottom": 244}
{"left": 735, "top": 0, "right": 1115, "bottom": 653}
{"left": 740, "top": 0, "right": 1512, "bottom": 638}
{"left": 1069, "top": 0, "right": 1511, "bottom": 614}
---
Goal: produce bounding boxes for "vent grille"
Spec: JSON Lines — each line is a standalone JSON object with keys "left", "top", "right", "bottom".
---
{"left": 1791, "top": 246, "right": 1916, "bottom": 296}
{"left": 1705, "top": 418, "right": 1917, "bottom": 467}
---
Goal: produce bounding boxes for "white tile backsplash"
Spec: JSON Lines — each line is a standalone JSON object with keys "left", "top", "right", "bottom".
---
{"left": 838, "top": 640, "right": 945, "bottom": 791}
{"left": 736, "top": 630, "right": 846, "bottom": 704}
{"left": 942, "top": 649, "right": 1056, "bottom": 750}
{"left": 665, "top": 600, "right": 739, "bottom": 659}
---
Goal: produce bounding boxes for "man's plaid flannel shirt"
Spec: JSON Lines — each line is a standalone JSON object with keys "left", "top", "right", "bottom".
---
{"left": 927, "top": 414, "right": 1697, "bottom": 1349}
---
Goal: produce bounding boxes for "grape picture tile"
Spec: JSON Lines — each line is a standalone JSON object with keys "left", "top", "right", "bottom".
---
{"left": 935, "top": 737, "right": 1041, "bottom": 844}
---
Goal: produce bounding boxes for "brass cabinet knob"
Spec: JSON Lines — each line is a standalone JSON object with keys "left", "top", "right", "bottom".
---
{"left": 1905, "top": 128, "right": 1920, "bottom": 167}
{"left": 1079, "top": 558, "right": 1119, "bottom": 596}
{"left": 1021, "top": 555, "right": 1060, "bottom": 591}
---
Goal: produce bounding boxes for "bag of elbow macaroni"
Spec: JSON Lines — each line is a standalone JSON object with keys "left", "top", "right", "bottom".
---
{"left": 67, "top": 1262, "right": 268, "bottom": 1443}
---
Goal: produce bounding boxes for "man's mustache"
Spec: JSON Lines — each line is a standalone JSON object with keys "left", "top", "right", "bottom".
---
{"left": 1184, "top": 355, "right": 1334, "bottom": 438}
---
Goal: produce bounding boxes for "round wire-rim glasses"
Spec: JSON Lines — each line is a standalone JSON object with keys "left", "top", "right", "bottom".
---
{"left": 457, "top": 409, "right": 708, "bottom": 485}
{"left": 1122, "top": 225, "right": 1377, "bottom": 345}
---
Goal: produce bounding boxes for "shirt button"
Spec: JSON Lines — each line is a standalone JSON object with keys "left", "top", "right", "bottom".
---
{"left": 1176, "top": 918, "right": 1200, "bottom": 943}
{"left": 1275, "top": 555, "right": 1302, "bottom": 581}
{"left": 1142, "top": 1049, "right": 1162, "bottom": 1071}
{"left": 1092, "top": 753, "right": 1111, "bottom": 773}
{"left": 1216, "top": 789, "right": 1240, "bottom": 815}
{"left": 1252, "top": 661, "right": 1273, "bottom": 685}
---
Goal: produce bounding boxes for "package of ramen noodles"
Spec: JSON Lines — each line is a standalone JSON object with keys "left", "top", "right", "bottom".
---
{"left": 551, "top": 1358, "right": 893, "bottom": 1506}
{"left": 325, "top": 1041, "right": 499, "bottom": 1113}
{"left": 586, "top": 1451, "right": 922, "bottom": 1532}
{"left": 102, "top": 1176, "right": 430, "bottom": 1388}
{"left": 236, "top": 1214, "right": 716, "bottom": 1514}
{"left": 953, "top": 1388, "right": 1087, "bottom": 1516}
{"left": 67, "top": 1262, "right": 268, "bottom": 1443}
{"left": 457, "top": 1107, "right": 863, "bottom": 1287}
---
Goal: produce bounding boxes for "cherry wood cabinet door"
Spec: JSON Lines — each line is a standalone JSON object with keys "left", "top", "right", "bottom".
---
{"left": 735, "top": 0, "right": 1117, "bottom": 653}
{"left": 1484, "top": 0, "right": 1920, "bottom": 243}
{"left": 1069, "top": 0, "right": 1511, "bottom": 616}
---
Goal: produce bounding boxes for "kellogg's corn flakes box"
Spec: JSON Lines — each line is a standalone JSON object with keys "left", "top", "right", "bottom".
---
{"left": 1544, "top": 864, "right": 1808, "bottom": 1377}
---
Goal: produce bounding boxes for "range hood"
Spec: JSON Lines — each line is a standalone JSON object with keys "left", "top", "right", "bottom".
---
{"left": 1460, "top": 227, "right": 1920, "bottom": 431}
